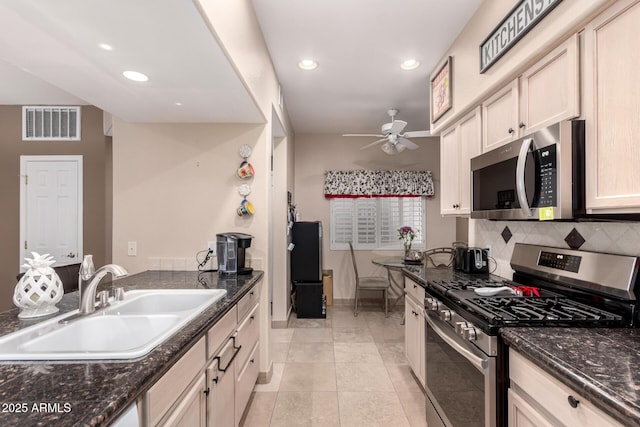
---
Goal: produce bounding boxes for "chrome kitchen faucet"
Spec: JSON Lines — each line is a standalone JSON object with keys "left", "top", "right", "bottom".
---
{"left": 78, "top": 255, "right": 128, "bottom": 314}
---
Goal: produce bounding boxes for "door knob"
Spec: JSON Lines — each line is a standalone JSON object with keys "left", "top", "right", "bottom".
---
{"left": 66, "top": 252, "right": 76, "bottom": 258}
{"left": 508, "top": 127, "right": 515, "bottom": 134}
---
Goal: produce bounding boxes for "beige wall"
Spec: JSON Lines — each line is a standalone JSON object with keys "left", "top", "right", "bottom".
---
{"left": 111, "top": 121, "right": 266, "bottom": 272}
{"left": 0, "top": 105, "right": 110, "bottom": 311}
{"left": 294, "top": 134, "right": 456, "bottom": 301}
{"left": 431, "top": 0, "right": 614, "bottom": 133}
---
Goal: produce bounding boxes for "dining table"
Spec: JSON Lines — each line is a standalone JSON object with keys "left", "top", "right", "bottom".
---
{"left": 371, "top": 256, "right": 423, "bottom": 319}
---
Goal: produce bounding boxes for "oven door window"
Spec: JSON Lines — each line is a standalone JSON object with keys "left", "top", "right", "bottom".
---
{"left": 425, "top": 316, "right": 489, "bottom": 427}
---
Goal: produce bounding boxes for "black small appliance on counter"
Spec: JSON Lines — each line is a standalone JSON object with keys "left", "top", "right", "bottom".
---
{"left": 216, "top": 232, "right": 253, "bottom": 275}
{"left": 453, "top": 247, "right": 489, "bottom": 274}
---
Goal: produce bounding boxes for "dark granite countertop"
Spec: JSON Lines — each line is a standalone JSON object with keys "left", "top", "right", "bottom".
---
{"left": 0, "top": 270, "right": 263, "bottom": 426}
{"left": 501, "top": 327, "right": 640, "bottom": 425}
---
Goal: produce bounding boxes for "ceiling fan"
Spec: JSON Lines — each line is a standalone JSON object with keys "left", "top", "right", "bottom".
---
{"left": 343, "top": 108, "right": 431, "bottom": 155}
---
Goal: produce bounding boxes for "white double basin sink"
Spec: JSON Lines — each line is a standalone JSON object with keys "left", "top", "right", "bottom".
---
{"left": 0, "top": 289, "right": 227, "bottom": 361}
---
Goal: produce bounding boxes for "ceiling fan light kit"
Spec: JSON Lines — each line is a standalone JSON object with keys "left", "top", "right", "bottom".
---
{"left": 342, "top": 108, "right": 430, "bottom": 155}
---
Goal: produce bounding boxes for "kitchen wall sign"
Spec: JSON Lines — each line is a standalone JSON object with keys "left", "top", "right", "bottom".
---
{"left": 480, "top": 0, "right": 562, "bottom": 73}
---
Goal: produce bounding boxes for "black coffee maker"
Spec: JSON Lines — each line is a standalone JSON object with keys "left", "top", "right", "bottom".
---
{"left": 216, "top": 233, "right": 253, "bottom": 275}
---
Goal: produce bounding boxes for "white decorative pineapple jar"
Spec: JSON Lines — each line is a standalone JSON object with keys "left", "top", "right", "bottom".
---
{"left": 13, "top": 252, "right": 64, "bottom": 318}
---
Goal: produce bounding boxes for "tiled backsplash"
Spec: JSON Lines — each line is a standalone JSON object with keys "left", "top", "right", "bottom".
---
{"left": 470, "top": 220, "right": 640, "bottom": 278}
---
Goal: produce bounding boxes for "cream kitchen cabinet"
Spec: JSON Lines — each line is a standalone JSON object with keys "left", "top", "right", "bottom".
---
{"left": 583, "top": 0, "right": 640, "bottom": 213}
{"left": 509, "top": 350, "right": 622, "bottom": 427}
{"left": 146, "top": 337, "right": 207, "bottom": 427}
{"left": 440, "top": 107, "right": 481, "bottom": 216}
{"left": 143, "top": 282, "right": 262, "bottom": 427}
{"left": 482, "top": 80, "right": 519, "bottom": 152}
{"left": 404, "top": 277, "right": 425, "bottom": 388}
{"left": 482, "top": 34, "right": 580, "bottom": 152}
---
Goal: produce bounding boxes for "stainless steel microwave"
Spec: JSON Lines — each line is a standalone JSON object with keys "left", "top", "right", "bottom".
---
{"left": 470, "top": 120, "right": 585, "bottom": 220}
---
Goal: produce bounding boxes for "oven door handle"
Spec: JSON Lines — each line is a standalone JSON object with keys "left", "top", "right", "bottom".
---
{"left": 425, "top": 313, "right": 489, "bottom": 371}
{"left": 516, "top": 137, "right": 534, "bottom": 217}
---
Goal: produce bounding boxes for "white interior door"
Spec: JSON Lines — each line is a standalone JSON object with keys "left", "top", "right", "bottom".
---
{"left": 20, "top": 155, "right": 83, "bottom": 269}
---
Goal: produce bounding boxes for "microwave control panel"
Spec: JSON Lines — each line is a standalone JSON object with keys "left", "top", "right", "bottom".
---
{"left": 538, "top": 251, "right": 581, "bottom": 273}
{"left": 536, "top": 145, "right": 557, "bottom": 207}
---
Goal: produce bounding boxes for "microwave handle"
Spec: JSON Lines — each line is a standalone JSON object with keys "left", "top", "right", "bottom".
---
{"left": 516, "top": 138, "right": 534, "bottom": 217}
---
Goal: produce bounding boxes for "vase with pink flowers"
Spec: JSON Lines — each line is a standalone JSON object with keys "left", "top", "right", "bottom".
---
{"left": 398, "top": 226, "right": 416, "bottom": 260}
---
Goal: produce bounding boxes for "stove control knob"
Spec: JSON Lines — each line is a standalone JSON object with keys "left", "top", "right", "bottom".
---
{"left": 455, "top": 321, "right": 468, "bottom": 335}
{"left": 427, "top": 299, "right": 440, "bottom": 312}
{"left": 439, "top": 309, "right": 452, "bottom": 321}
{"left": 463, "top": 327, "right": 478, "bottom": 342}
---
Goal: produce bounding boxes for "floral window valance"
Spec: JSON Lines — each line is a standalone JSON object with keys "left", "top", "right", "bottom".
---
{"left": 324, "top": 170, "right": 434, "bottom": 198}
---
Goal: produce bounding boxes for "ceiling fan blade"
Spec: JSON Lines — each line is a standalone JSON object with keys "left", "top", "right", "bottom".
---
{"left": 360, "top": 138, "right": 388, "bottom": 150}
{"left": 398, "top": 137, "right": 419, "bottom": 150}
{"left": 388, "top": 120, "right": 407, "bottom": 134}
{"left": 403, "top": 130, "right": 431, "bottom": 138}
{"left": 343, "top": 133, "right": 384, "bottom": 137}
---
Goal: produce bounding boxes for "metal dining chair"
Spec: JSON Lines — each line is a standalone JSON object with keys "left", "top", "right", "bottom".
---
{"left": 348, "top": 242, "right": 390, "bottom": 317}
{"left": 423, "top": 247, "right": 456, "bottom": 269}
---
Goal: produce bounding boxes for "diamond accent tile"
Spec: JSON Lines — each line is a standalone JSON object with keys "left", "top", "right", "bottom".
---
{"left": 501, "top": 226, "right": 512, "bottom": 243}
{"left": 564, "top": 227, "right": 586, "bottom": 250}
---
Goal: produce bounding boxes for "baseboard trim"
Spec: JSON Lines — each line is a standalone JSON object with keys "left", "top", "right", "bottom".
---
{"left": 257, "top": 361, "right": 273, "bottom": 384}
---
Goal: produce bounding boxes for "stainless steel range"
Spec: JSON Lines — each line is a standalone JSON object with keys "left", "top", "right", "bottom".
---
{"left": 416, "top": 243, "right": 640, "bottom": 427}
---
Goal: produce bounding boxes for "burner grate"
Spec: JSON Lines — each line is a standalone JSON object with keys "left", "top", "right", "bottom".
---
{"left": 466, "top": 296, "right": 624, "bottom": 325}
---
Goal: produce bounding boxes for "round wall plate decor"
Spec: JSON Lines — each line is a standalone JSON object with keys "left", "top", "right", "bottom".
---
{"left": 239, "top": 144, "right": 252, "bottom": 159}
{"left": 238, "top": 184, "right": 251, "bottom": 197}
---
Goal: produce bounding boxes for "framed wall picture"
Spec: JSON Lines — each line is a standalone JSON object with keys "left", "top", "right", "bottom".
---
{"left": 431, "top": 56, "right": 452, "bottom": 123}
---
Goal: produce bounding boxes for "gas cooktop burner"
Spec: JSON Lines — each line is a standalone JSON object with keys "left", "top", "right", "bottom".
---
{"left": 465, "top": 296, "right": 624, "bottom": 325}
{"left": 429, "top": 278, "right": 508, "bottom": 291}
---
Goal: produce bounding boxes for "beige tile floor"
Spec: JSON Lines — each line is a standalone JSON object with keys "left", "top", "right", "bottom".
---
{"left": 241, "top": 303, "right": 427, "bottom": 427}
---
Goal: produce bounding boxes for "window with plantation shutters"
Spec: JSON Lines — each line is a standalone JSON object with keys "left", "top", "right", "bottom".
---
{"left": 330, "top": 197, "right": 425, "bottom": 250}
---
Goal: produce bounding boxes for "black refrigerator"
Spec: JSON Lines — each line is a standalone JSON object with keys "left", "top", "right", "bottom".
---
{"left": 291, "top": 221, "right": 325, "bottom": 318}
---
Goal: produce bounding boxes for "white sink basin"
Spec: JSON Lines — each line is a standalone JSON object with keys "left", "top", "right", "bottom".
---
{"left": 0, "top": 288, "right": 227, "bottom": 360}
{"left": 104, "top": 289, "right": 225, "bottom": 315}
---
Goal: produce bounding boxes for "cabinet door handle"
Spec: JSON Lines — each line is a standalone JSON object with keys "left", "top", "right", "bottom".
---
{"left": 211, "top": 376, "right": 219, "bottom": 384}
{"left": 519, "top": 122, "right": 526, "bottom": 129}
{"left": 217, "top": 336, "right": 242, "bottom": 372}
{"left": 204, "top": 388, "right": 210, "bottom": 396}
{"left": 250, "top": 315, "right": 255, "bottom": 321}
{"left": 508, "top": 127, "right": 515, "bottom": 134}
{"left": 567, "top": 395, "right": 580, "bottom": 408}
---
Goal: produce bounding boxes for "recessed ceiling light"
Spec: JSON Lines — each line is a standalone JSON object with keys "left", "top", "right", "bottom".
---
{"left": 175, "top": 102, "right": 183, "bottom": 106}
{"left": 122, "top": 70, "right": 149, "bottom": 82}
{"left": 99, "top": 43, "right": 113, "bottom": 51}
{"left": 400, "top": 59, "right": 421, "bottom": 70}
{"left": 297, "top": 59, "right": 318, "bottom": 71}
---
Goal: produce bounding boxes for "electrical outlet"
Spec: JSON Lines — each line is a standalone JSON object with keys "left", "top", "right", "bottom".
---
{"left": 207, "top": 241, "right": 217, "bottom": 256}
{"left": 127, "top": 241, "right": 137, "bottom": 256}
{"left": 486, "top": 245, "right": 492, "bottom": 256}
